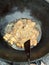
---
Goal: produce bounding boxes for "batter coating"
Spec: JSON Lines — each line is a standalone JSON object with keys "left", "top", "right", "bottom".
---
{"left": 3, "top": 19, "right": 40, "bottom": 49}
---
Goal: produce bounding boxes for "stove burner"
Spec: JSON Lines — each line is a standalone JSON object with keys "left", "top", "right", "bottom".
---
{"left": 0, "top": 59, "right": 46, "bottom": 65}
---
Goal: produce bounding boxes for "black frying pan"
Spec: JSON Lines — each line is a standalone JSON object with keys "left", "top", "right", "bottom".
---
{"left": 0, "top": 0, "right": 49, "bottom": 62}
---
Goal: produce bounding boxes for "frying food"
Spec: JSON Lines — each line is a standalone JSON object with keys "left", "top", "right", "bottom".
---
{"left": 3, "top": 19, "right": 40, "bottom": 49}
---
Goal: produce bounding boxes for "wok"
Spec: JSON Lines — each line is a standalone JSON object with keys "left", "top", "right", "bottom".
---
{"left": 0, "top": 0, "right": 49, "bottom": 62}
